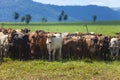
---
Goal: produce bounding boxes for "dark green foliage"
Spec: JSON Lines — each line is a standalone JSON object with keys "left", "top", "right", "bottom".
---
{"left": 61, "top": 10, "right": 64, "bottom": 16}
{"left": 14, "top": 12, "right": 19, "bottom": 23}
{"left": 93, "top": 15, "right": 97, "bottom": 23}
{"left": 58, "top": 15, "right": 62, "bottom": 22}
{"left": 25, "top": 14, "right": 31, "bottom": 24}
{"left": 21, "top": 16, "right": 25, "bottom": 22}
{"left": 41, "top": 17, "right": 47, "bottom": 22}
{"left": 64, "top": 14, "right": 68, "bottom": 21}
{"left": 58, "top": 10, "right": 68, "bottom": 22}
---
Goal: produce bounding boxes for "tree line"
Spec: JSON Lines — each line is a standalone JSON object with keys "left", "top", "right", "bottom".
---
{"left": 14, "top": 12, "right": 31, "bottom": 24}
{"left": 14, "top": 10, "right": 69, "bottom": 24}
{"left": 14, "top": 10, "right": 97, "bottom": 24}
{"left": 58, "top": 10, "right": 68, "bottom": 22}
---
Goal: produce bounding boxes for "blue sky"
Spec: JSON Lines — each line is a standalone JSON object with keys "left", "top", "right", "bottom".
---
{"left": 33, "top": 0, "right": 120, "bottom": 8}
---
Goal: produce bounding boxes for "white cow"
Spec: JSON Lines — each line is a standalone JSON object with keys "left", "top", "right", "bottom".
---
{"left": 109, "top": 38, "right": 120, "bottom": 59}
{"left": 0, "top": 32, "right": 9, "bottom": 62}
{"left": 46, "top": 33, "right": 62, "bottom": 61}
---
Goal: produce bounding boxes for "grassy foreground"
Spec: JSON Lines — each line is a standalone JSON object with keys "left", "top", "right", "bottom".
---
{"left": 0, "top": 59, "right": 120, "bottom": 80}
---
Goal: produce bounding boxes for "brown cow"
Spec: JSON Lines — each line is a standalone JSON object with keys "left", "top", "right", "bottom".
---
{"left": 83, "top": 34, "right": 100, "bottom": 59}
{"left": 29, "top": 32, "right": 39, "bottom": 59}
{"left": 35, "top": 30, "right": 48, "bottom": 59}
{"left": 62, "top": 36, "right": 84, "bottom": 60}
{"left": 29, "top": 30, "right": 48, "bottom": 59}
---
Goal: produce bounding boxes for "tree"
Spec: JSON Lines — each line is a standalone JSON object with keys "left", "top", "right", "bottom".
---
{"left": 64, "top": 14, "right": 68, "bottom": 21}
{"left": 93, "top": 15, "right": 97, "bottom": 23}
{"left": 58, "top": 15, "right": 62, "bottom": 22}
{"left": 14, "top": 12, "right": 19, "bottom": 24}
{"left": 25, "top": 14, "right": 31, "bottom": 24}
{"left": 58, "top": 10, "right": 68, "bottom": 22}
{"left": 61, "top": 10, "right": 64, "bottom": 16}
{"left": 45, "top": 19, "right": 47, "bottom": 22}
{"left": 21, "top": 16, "right": 25, "bottom": 22}
{"left": 41, "top": 17, "right": 47, "bottom": 22}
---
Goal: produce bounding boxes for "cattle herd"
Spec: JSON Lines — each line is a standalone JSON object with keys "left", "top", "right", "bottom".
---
{"left": 0, "top": 27, "right": 120, "bottom": 63}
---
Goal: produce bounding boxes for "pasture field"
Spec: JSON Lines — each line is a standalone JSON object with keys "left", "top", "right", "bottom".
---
{"left": 1, "top": 21, "right": 120, "bottom": 35}
{"left": 0, "top": 22, "right": 120, "bottom": 80}
{"left": 0, "top": 59, "right": 120, "bottom": 80}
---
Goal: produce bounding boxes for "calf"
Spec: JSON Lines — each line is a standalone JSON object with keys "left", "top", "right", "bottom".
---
{"left": 84, "top": 35, "right": 99, "bottom": 59}
{"left": 46, "top": 33, "right": 62, "bottom": 61}
{"left": 109, "top": 37, "right": 120, "bottom": 59}
{"left": 99, "top": 36, "right": 110, "bottom": 60}
{"left": 9, "top": 31, "right": 30, "bottom": 60}
{"left": 30, "top": 30, "right": 47, "bottom": 59}
{"left": 62, "top": 36, "right": 84, "bottom": 60}
{"left": 0, "top": 32, "right": 9, "bottom": 62}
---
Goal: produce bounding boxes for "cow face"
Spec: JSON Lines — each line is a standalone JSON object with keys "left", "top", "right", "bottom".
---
{"left": 109, "top": 38, "right": 120, "bottom": 57}
{"left": 109, "top": 38, "right": 119, "bottom": 49}
{"left": 46, "top": 36, "right": 52, "bottom": 44}
{"left": 46, "top": 34, "right": 52, "bottom": 44}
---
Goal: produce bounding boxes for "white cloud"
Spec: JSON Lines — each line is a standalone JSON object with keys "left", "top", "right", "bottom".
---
{"left": 33, "top": 0, "right": 120, "bottom": 8}
{"left": 90, "top": 1, "right": 104, "bottom": 6}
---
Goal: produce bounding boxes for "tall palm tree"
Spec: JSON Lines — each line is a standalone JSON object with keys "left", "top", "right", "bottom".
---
{"left": 93, "top": 15, "right": 97, "bottom": 23}
{"left": 25, "top": 14, "right": 31, "bottom": 24}
{"left": 14, "top": 12, "right": 19, "bottom": 24}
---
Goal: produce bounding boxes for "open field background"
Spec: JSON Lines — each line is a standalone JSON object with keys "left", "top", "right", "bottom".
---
{"left": 0, "top": 21, "right": 120, "bottom": 80}
{"left": 1, "top": 21, "right": 120, "bottom": 35}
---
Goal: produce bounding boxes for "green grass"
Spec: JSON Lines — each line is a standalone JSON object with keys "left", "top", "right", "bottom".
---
{"left": 1, "top": 22, "right": 120, "bottom": 35}
{"left": 0, "top": 22, "right": 120, "bottom": 80}
{"left": 0, "top": 59, "right": 120, "bottom": 80}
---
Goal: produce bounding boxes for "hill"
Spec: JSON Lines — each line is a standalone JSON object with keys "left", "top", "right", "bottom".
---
{"left": 0, "top": 0, "right": 120, "bottom": 22}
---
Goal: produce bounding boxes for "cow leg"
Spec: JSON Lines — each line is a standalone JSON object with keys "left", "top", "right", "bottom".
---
{"left": 0, "top": 49, "right": 4, "bottom": 62}
{"left": 19, "top": 48, "right": 22, "bottom": 61}
{"left": 52, "top": 49, "right": 56, "bottom": 61}
{"left": 116, "top": 48, "right": 119, "bottom": 56}
{"left": 115, "top": 48, "right": 119, "bottom": 60}
{"left": 111, "top": 50, "right": 116, "bottom": 60}
{"left": 58, "top": 48, "right": 61, "bottom": 61}
{"left": 48, "top": 50, "right": 51, "bottom": 61}
{"left": 0, "top": 51, "right": 2, "bottom": 65}
{"left": 110, "top": 49, "right": 113, "bottom": 59}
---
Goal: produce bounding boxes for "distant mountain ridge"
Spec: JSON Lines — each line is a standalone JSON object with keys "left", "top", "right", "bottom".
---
{"left": 0, "top": 0, "right": 120, "bottom": 22}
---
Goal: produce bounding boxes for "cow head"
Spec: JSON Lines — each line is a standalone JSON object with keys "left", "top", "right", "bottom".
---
{"left": 109, "top": 38, "right": 119, "bottom": 48}
{"left": 109, "top": 38, "right": 120, "bottom": 57}
{"left": 21, "top": 28, "right": 31, "bottom": 33}
{"left": 46, "top": 34, "right": 53, "bottom": 44}
{"left": 90, "top": 37, "right": 98, "bottom": 47}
